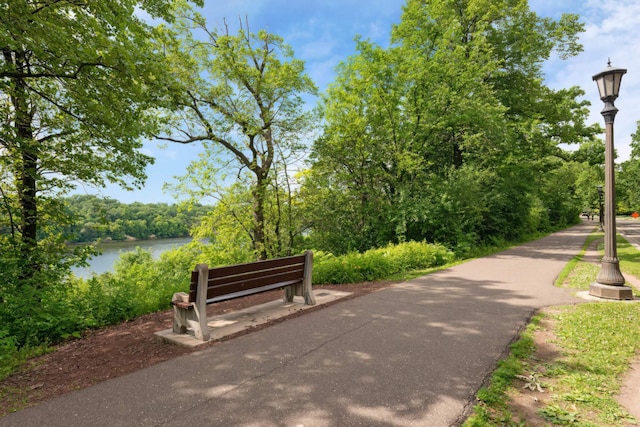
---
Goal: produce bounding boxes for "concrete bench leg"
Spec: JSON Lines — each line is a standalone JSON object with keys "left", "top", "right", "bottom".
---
{"left": 188, "top": 301, "right": 209, "bottom": 341}
{"left": 171, "top": 275, "right": 211, "bottom": 342}
{"left": 192, "top": 264, "right": 211, "bottom": 341}
{"left": 302, "top": 251, "right": 316, "bottom": 305}
{"left": 172, "top": 292, "right": 189, "bottom": 334}
{"left": 283, "top": 251, "right": 316, "bottom": 305}
{"left": 172, "top": 304, "right": 209, "bottom": 341}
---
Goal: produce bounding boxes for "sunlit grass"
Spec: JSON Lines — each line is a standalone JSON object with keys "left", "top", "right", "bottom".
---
{"left": 467, "top": 304, "right": 640, "bottom": 426}
{"left": 548, "top": 303, "right": 640, "bottom": 426}
{"left": 618, "top": 237, "right": 640, "bottom": 279}
{"left": 566, "top": 262, "right": 599, "bottom": 290}
{"left": 554, "top": 232, "right": 602, "bottom": 288}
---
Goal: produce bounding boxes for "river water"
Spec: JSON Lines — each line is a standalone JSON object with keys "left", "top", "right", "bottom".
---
{"left": 71, "top": 237, "right": 193, "bottom": 279}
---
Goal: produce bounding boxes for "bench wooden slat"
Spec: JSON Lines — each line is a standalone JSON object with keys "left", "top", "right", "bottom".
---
{"left": 205, "top": 254, "right": 305, "bottom": 279}
{"left": 187, "top": 270, "right": 199, "bottom": 302}
{"left": 206, "top": 270, "right": 304, "bottom": 299}
{"left": 207, "top": 264, "right": 304, "bottom": 287}
{"left": 188, "top": 256, "right": 306, "bottom": 303}
{"left": 206, "top": 279, "right": 301, "bottom": 304}
{"left": 205, "top": 262, "right": 304, "bottom": 286}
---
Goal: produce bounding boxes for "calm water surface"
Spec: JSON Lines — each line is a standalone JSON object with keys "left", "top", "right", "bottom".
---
{"left": 71, "top": 237, "right": 193, "bottom": 279}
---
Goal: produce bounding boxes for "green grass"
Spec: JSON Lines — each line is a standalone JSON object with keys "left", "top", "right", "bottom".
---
{"left": 466, "top": 302, "right": 640, "bottom": 426}
{"left": 618, "top": 238, "right": 640, "bottom": 279}
{"left": 565, "top": 261, "right": 599, "bottom": 290}
{"left": 465, "top": 229, "right": 640, "bottom": 426}
{"left": 554, "top": 232, "right": 602, "bottom": 288}
{"left": 553, "top": 231, "right": 640, "bottom": 296}
{"left": 463, "top": 316, "right": 541, "bottom": 427}
{"left": 550, "top": 303, "right": 640, "bottom": 426}
{"left": 0, "top": 343, "right": 50, "bottom": 382}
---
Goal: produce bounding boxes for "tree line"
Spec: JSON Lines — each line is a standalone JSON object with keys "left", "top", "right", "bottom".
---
{"left": 63, "top": 195, "right": 209, "bottom": 243}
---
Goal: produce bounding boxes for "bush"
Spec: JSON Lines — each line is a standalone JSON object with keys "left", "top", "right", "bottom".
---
{"left": 68, "top": 245, "right": 202, "bottom": 327}
{"left": 313, "top": 241, "right": 454, "bottom": 284}
{"left": 0, "top": 330, "right": 19, "bottom": 380}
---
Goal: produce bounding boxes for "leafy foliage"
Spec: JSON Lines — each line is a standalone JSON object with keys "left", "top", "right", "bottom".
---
{"left": 0, "top": 0, "right": 201, "bottom": 355}
{"left": 158, "top": 15, "right": 318, "bottom": 259}
{"left": 301, "top": 0, "right": 595, "bottom": 254}
{"left": 617, "top": 121, "right": 640, "bottom": 213}
{"left": 0, "top": 0, "right": 202, "bottom": 326}
{"left": 313, "top": 241, "right": 454, "bottom": 285}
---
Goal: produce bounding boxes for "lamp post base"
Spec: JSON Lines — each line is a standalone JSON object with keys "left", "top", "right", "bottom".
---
{"left": 589, "top": 282, "right": 634, "bottom": 300}
{"left": 596, "top": 257, "right": 626, "bottom": 286}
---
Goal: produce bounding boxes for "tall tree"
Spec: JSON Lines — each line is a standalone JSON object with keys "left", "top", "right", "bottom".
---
{"left": 0, "top": 0, "right": 201, "bottom": 285}
{"left": 158, "top": 16, "right": 317, "bottom": 260}
{"left": 617, "top": 121, "right": 640, "bottom": 212}
{"left": 304, "top": 0, "right": 593, "bottom": 252}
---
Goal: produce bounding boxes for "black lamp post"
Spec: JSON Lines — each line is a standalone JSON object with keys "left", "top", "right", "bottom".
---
{"left": 589, "top": 60, "right": 633, "bottom": 300}
{"left": 597, "top": 184, "right": 603, "bottom": 231}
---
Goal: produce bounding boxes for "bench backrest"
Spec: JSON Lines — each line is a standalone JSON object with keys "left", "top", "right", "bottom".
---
{"left": 188, "top": 252, "right": 309, "bottom": 304}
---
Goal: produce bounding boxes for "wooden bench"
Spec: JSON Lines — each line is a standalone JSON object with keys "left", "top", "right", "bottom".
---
{"left": 171, "top": 251, "right": 315, "bottom": 341}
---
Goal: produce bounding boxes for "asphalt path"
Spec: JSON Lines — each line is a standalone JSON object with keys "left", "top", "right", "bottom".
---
{"left": 0, "top": 222, "right": 594, "bottom": 427}
{"left": 618, "top": 217, "right": 640, "bottom": 249}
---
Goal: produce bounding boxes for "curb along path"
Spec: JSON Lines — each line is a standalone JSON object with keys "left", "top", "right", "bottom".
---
{"left": 0, "top": 222, "right": 592, "bottom": 427}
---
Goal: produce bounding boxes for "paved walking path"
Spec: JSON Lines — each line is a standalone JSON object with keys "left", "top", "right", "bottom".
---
{"left": 0, "top": 222, "right": 594, "bottom": 427}
{"left": 618, "top": 218, "right": 640, "bottom": 249}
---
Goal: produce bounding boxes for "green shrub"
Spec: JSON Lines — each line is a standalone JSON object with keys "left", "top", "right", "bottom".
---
{"left": 75, "top": 246, "right": 197, "bottom": 323}
{"left": 0, "top": 330, "right": 19, "bottom": 380}
{"left": 64, "top": 243, "right": 209, "bottom": 330}
{"left": 313, "top": 241, "right": 454, "bottom": 284}
{"left": 0, "top": 330, "right": 49, "bottom": 382}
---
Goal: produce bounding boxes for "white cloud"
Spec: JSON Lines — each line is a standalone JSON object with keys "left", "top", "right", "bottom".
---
{"left": 541, "top": 0, "right": 640, "bottom": 160}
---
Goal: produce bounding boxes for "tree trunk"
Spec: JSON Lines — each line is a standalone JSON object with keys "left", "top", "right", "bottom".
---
{"left": 453, "top": 141, "right": 463, "bottom": 168}
{"left": 19, "top": 149, "right": 38, "bottom": 259}
{"left": 253, "top": 173, "right": 268, "bottom": 260}
{"left": 13, "top": 76, "right": 39, "bottom": 280}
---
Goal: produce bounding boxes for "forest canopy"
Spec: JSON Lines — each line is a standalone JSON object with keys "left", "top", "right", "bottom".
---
{"left": 62, "top": 195, "right": 210, "bottom": 243}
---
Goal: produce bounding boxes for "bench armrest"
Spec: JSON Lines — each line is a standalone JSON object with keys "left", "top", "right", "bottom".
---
{"left": 171, "top": 292, "right": 193, "bottom": 309}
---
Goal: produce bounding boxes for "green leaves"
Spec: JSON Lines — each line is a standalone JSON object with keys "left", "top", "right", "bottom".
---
{"left": 0, "top": 1, "right": 203, "bottom": 345}
{"left": 312, "top": 241, "right": 455, "bottom": 285}
{"left": 304, "top": 0, "right": 595, "bottom": 252}
{"left": 159, "top": 17, "right": 318, "bottom": 259}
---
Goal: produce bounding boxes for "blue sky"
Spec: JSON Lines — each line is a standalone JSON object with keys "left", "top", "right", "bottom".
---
{"left": 86, "top": 0, "right": 640, "bottom": 204}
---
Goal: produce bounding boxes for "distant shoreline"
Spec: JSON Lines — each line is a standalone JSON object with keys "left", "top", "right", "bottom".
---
{"left": 67, "top": 235, "right": 192, "bottom": 247}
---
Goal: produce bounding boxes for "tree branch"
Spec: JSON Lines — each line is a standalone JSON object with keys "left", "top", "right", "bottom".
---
{"left": 0, "top": 60, "right": 112, "bottom": 79}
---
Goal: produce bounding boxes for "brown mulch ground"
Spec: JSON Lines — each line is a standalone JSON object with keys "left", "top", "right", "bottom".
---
{"left": 0, "top": 281, "right": 393, "bottom": 416}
